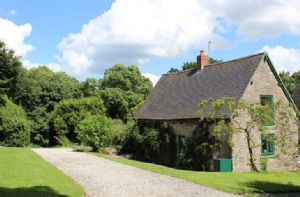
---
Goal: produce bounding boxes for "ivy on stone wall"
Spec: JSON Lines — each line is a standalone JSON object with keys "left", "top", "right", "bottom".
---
{"left": 198, "top": 97, "right": 298, "bottom": 172}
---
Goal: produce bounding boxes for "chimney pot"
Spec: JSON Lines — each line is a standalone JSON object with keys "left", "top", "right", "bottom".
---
{"left": 197, "top": 49, "right": 210, "bottom": 70}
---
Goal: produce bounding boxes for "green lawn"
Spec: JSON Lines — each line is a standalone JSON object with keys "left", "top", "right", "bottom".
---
{"left": 0, "top": 148, "right": 84, "bottom": 197}
{"left": 93, "top": 153, "right": 300, "bottom": 196}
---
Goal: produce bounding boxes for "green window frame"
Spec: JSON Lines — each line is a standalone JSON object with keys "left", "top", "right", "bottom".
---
{"left": 261, "top": 133, "right": 275, "bottom": 156}
{"left": 260, "top": 95, "right": 274, "bottom": 126}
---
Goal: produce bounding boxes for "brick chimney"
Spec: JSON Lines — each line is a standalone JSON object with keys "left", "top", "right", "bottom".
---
{"left": 197, "top": 50, "right": 210, "bottom": 70}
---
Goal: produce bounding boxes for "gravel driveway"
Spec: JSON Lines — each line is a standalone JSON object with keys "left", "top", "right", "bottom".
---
{"left": 33, "top": 148, "right": 240, "bottom": 197}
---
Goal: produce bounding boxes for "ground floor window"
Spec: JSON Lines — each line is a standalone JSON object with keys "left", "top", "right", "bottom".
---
{"left": 261, "top": 133, "right": 275, "bottom": 156}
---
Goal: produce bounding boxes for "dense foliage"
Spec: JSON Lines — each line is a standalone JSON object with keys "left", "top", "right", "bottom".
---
{"left": 0, "top": 41, "right": 23, "bottom": 99}
{"left": 120, "top": 121, "right": 175, "bottom": 164}
{"left": 0, "top": 39, "right": 154, "bottom": 148}
{"left": 99, "top": 64, "right": 152, "bottom": 121}
{"left": 279, "top": 71, "right": 300, "bottom": 94}
{"left": 0, "top": 95, "right": 31, "bottom": 147}
{"left": 50, "top": 97, "right": 106, "bottom": 144}
{"left": 14, "top": 66, "right": 81, "bottom": 146}
{"left": 76, "top": 114, "right": 113, "bottom": 151}
{"left": 101, "top": 64, "right": 152, "bottom": 97}
{"left": 168, "top": 58, "right": 222, "bottom": 73}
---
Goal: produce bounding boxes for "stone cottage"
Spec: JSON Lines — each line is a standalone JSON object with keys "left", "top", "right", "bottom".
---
{"left": 136, "top": 50, "right": 299, "bottom": 172}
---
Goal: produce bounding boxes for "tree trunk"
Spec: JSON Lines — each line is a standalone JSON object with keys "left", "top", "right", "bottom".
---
{"left": 245, "top": 129, "right": 258, "bottom": 172}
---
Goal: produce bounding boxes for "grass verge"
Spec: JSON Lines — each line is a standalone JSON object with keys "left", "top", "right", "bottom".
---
{"left": 92, "top": 153, "right": 300, "bottom": 196}
{"left": 0, "top": 147, "right": 84, "bottom": 197}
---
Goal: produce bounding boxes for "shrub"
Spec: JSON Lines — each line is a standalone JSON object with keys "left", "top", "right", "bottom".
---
{"left": 0, "top": 95, "right": 31, "bottom": 147}
{"left": 50, "top": 97, "right": 106, "bottom": 145}
{"left": 119, "top": 121, "right": 144, "bottom": 158}
{"left": 76, "top": 114, "right": 113, "bottom": 151}
{"left": 110, "top": 119, "right": 127, "bottom": 148}
{"left": 120, "top": 121, "right": 177, "bottom": 165}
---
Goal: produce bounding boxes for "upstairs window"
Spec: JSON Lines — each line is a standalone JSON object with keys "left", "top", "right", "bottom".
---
{"left": 260, "top": 95, "right": 274, "bottom": 126}
{"left": 261, "top": 133, "right": 275, "bottom": 156}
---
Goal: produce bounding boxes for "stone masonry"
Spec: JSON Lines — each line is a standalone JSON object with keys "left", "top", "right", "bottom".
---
{"left": 232, "top": 58, "right": 298, "bottom": 172}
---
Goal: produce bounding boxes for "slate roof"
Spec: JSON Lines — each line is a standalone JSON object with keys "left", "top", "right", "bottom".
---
{"left": 136, "top": 53, "right": 265, "bottom": 120}
{"left": 292, "top": 83, "right": 300, "bottom": 111}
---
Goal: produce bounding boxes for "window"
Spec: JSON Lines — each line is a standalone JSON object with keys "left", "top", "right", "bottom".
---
{"left": 261, "top": 133, "right": 275, "bottom": 156}
{"left": 260, "top": 95, "right": 274, "bottom": 126}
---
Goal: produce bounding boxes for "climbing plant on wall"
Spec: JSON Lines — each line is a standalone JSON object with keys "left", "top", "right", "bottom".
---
{"left": 198, "top": 97, "right": 298, "bottom": 172}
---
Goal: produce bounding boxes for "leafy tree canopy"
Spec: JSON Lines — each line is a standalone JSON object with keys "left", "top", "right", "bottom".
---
{"left": 15, "top": 66, "right": 81, "bottom": 112}
{"left": 101, "top": 64, "right": 152, "bottom": 98}
{"left": 80, "top": 78, "right": 101, "bottom": 97}
{"left": 182, "top": 58, "right": 222, "bottom": 71}
{"left": 13, "top": 66, "right": 82, "bottom": 146}
{"left": 0, "top": 41, "right": 23, "bottom": 99}
{"left": 99, "top": 64, "right": 150, "bottom": 122}
{"left": 167, "top": 58, "right": 223, "bottom": 73}
{"left": 167, "top": 67, "right": 180, "bottom": 73}
{"left": 100, "top": 88, "right": 144, "bottom": 121}
{"left": 279, "top": 71, "right": 300, "bottom": 94}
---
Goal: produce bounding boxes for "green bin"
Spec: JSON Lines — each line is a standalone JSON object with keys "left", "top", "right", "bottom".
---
{"left": 214, "top": 158, "right": 232, "bottom": 172}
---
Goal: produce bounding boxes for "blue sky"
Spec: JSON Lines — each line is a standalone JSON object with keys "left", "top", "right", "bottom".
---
{"left": 0, "top": 0, "right": 300, "bottom": 84}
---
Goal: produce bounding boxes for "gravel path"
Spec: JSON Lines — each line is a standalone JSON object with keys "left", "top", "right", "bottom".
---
{"left": 33, "top": 148, "right": 240, "bottom": 197}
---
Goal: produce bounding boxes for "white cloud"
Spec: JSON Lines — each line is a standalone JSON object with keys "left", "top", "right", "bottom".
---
{"left": 205, "top": 0, "right": 300, "bottom": 40}
{"left": 58, "top": 0, "right": 219, "bottom": 77}
{"left": 57, "top": 0, "right": 300, "bottom": 78}
{"left": 0, "top": 18, "right": 61, "bottom": 73}
{"left": 23, "top": 59, "right": 62, "bottom": 72}
{"left": 142, "top": 73, "right": 160, "bottom": 85}
{"left": 0, "top": 18, "right": 33, "bottom": 57}
{"left": 2, "top": 1, "right": 299, "bottom": 80}
{"left": 261, "top": 45, "right": 300, "bottom": 73}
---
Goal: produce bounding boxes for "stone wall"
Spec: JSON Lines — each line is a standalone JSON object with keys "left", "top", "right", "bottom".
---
{"left": 232, "top": 58, "right": 299, "bottom": 172}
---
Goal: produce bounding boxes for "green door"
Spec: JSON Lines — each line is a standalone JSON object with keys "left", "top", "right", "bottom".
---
{"left": 214, "top": 158, "right": 232, "bottom": 172}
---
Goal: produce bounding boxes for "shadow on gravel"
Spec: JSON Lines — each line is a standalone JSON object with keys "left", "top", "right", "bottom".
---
{"left": 244, "top": 181, "right": 300, "bottom": 196}
{"left": 0, "top": 186, "right": 68, "bottom": 197}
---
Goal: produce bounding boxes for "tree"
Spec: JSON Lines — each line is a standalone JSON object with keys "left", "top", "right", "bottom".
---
{"left": 291, "top": 71, "right": 300, "bottom": 89}
{"left": 80, "top": 78, "right": 101, "bottom": 97}
{"left": 0, "top": 95, "right": 31, "bottom": 147}
{"left": 182, "top": 62, "right": 197, "bottom": 70}
{"left": 100, "top": 88, "right": 144, "bottom": 121}
{"left": 182, "top": 58, "right": 222, "bottom": 71}
{"left": 279, "top": 71, "right": 300, "bottom": 94}
{"left": 167, "top": 67, "right": 180, "bottom": 73}
{"left": 101, "top": 64, "right": 152, "bottom": 98}
{"left": 0, "top": 41, "right": 23, "bottom": 99}
{"left": 50, "top": 97, "right": 106, "bottom": 144}
{"left": 279, "top": 71, "right": 295, "bottom": 94}
{"left": 13, "top": 66, "right": 81, "bottom": 146}
{"left": 199, "top": 98, "right": 297, "bottom": 172}
{"left": 100, "top": 64, "right": 151, "bottom": 121}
